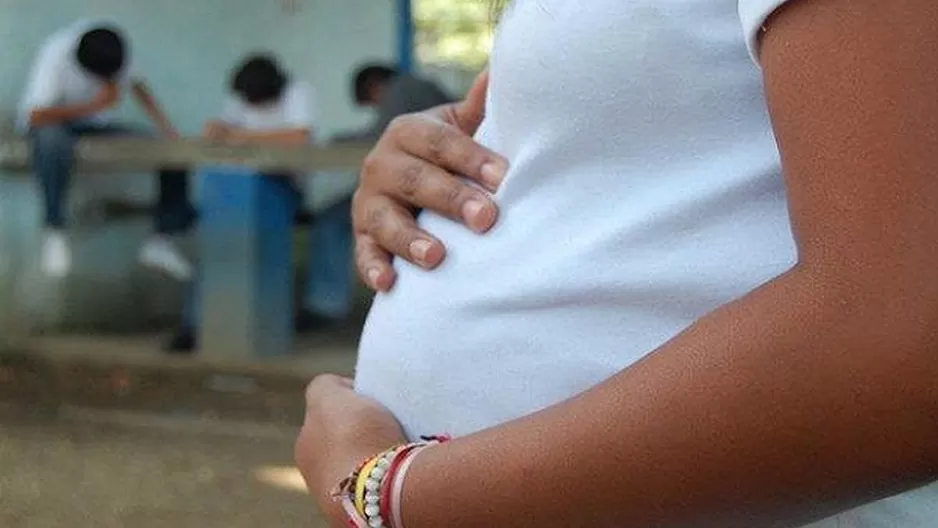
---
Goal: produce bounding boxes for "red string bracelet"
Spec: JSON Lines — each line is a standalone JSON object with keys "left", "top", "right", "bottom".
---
{"left": 385, "top": 435, "right": 450, "bottom": 528}
{"left": 380, "top": 444, "right": 419, "bottom": 524}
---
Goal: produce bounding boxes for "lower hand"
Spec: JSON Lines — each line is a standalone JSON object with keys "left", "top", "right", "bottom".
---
{"left": 295, "top": 375, "right": 406, "bottom": 525}
{"left": 353, "top": 69, "right": 507, "bottom": 292}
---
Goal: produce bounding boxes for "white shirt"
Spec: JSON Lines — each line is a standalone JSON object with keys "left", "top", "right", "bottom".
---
{"left": 220, "top": 81, "right": 314, "bottom": 132}
{"left": 354, "top": 0, "right": 938, "bottom": 525}
{"left": 17, "top": 19, "right": 132, "bottom": 132}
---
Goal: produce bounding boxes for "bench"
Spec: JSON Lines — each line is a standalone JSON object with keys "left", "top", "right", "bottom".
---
{"left": 0, "top": 136, "right": 369, "bottom": 173}
{"left": 0, "top": 136, "right": 371, "bottom": 359}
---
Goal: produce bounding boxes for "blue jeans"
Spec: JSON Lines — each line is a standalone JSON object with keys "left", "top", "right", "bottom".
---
{"left": 30, "top": 122, "right": 193, "bottom": 232}
{"left": 180, "top": 179, "right": 354, "bottom": 329}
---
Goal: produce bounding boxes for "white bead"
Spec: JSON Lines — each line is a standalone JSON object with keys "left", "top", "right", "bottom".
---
{"left": 371, "top": 466, "right": 386, "bottom": 480}
{"left": 368, "top": 517, "right": 384, "bottom": 528}
{"left": 377, "top": 458, "right": 391, "bottom": 469}
{"left": 365, "top": 478, "right": 381, "bottom": 492}
{"left": 365, "top": 492, "right": 380, "bottom": 504}
{"left": 365, "top": 504, "right": 380, "bottom": 517}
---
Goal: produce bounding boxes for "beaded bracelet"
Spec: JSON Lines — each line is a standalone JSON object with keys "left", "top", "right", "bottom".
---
{"left": 361, "top": 445, "right": 407, "bottom": 525}
{"left": 354, "top": 456, "right": 382, "bottom": 515}
{"left": 332, "top": 435, "right": 449, "bottom": 528}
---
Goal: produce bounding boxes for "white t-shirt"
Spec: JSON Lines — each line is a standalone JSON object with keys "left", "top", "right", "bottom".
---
{"left": 17, "top": 18, "right": 133, "bottom": 132}
{"left": 354, "top": 0, "right": 938, "bottom": 525}
{"left": 220, "top": 81, "right": 314, "bottom": 132}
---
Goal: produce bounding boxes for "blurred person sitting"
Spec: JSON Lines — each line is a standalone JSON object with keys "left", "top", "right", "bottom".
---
{"left": 333, "top": 63, "right": 454, "bottom": 143}
{"left": 18, "top": 18, "right": 194, "bottom": 279}
{"left": 166, "top": 54, "right": 354, "bottom": 353}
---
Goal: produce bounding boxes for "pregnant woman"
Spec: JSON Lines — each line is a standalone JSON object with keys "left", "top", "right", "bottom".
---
{"left": 297, "top": 0, "right": 938, "bottom": 526}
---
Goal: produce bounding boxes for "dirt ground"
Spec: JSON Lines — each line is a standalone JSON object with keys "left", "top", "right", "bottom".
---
{"left": 0, "top": 406, "right": 328, "bottom": 528}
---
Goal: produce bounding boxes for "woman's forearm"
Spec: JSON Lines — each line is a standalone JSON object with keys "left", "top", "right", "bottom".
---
{"left": 402, "top": 266, "right": 938, "bottom": 527}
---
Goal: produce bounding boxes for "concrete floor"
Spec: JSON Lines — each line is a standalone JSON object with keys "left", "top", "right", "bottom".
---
{"left": 0, "top": 331, "right": 358, "bottom": 528}
{"left": 0, "top": 406, "right": 328, "bottom": 528}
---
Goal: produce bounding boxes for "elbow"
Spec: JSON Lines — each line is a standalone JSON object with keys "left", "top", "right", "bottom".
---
{"left": 794, "top": 255, "right": 938, "bottom": 400}
{"left": 797, "top": 247, "right": 938, "bottom": 334}
{"left": 799, "top": 259, "right": 938, "bottom": 473}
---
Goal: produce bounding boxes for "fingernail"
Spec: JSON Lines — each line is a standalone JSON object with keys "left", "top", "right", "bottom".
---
{"left": 462, "top": 199, "right": 489, "bottom": 233}
{"left": 367, "top": 268, "right": 381, "bottom": 287}
{"left": 409, "top": 239, "right": 433, "bottom": 264}
{"left": 480, "top": 160, "right": 507, "bottom": 189}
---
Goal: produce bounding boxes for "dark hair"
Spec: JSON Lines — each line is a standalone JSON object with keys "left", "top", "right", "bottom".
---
{"left": 76, "top": 27, "right": 126, "bottom": 80}
{"left": 231, "top": 54, "right": 289, "bottom": 105}
{"left": 352, "top": 64, "right": 399, "bottom": 104}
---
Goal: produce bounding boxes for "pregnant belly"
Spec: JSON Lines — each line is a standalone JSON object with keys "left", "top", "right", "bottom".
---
{"left": 354, "top": 276, "right": 674, "bottom": 440}
{"left": 354, "top": 194, "right": 796, "bottom": 439}
{"left": 354, "top": 241, "right": 738, "bottom": 439}
{"left": 351, "top": 215, "right": 682, "bottom": 438}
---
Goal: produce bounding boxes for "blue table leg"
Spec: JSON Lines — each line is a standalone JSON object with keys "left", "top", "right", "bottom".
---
{"left": 198, "top": 166, "right": 294, "bottom": 359}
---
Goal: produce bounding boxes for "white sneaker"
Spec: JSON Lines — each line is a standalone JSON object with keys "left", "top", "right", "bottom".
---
{"left": 138, "top": 235, "right": 192, "bottom": 281}
{"left": 41, "top": 230, "right": 71, "bottom": 278}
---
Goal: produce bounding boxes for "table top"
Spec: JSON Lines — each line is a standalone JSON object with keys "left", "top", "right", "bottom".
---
{"left": 0, "top": 136, "right": 372, "bottom": 173}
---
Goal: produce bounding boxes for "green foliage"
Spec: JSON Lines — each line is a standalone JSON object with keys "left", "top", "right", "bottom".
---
{"left": 414, "top": 0, "right": 494, "bottom": 68}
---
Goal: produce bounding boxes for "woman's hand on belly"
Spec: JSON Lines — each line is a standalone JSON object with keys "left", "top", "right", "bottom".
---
{"left": 295, "top": 374, "right": 405, "bottom": 525}
{"left": 353, "top": 69, "right": 508, "bottom": 292}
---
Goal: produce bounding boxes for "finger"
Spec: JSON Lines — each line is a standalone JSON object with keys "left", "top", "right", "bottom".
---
{"left": 366, "top": 152, "right": 499, "bottom": 234}
{"left": 453, "top": 68, "right": 489, "bottom": 134}
{"left": 388, "top": 115, "right": 508, "bottom": 192}
{"left": 360, "top": 196, "right": 446, "bottom": 270}
{"left": 354, "top": 234, "right": 398, "bottom": 292}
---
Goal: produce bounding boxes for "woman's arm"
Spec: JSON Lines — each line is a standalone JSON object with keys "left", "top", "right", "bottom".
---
{"left": 400, "top": 1, "right": 938, "bottom": 526}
